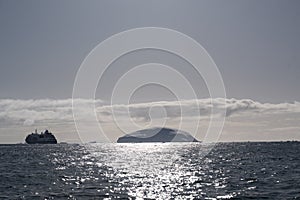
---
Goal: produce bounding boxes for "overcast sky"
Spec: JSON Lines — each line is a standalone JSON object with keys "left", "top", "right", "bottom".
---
{"left": 0, "top": 0, "right": 300, "bottom": 143}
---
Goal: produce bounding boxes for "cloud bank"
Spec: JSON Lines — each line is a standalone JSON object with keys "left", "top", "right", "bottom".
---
{"left": 0, "top": 98, "right": 299, "bottom": 126}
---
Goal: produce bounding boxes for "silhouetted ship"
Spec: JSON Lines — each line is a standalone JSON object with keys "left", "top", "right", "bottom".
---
{"left": 25, "top": 129, "right": 57, "bottom": 144}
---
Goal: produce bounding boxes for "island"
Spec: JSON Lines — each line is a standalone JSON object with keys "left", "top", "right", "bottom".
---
{"left": 117, "top": 127, "right": 199, "bottom": 143}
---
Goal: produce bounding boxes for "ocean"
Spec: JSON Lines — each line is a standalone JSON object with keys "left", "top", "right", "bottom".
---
{"left": 0, "top": 142, "right": 299, "bottom": 199}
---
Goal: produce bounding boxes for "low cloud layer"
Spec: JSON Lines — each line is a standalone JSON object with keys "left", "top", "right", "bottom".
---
{"left": 0, "top": 98, "right": 299, "bottom": 126}
{"left": 0, "top": 99, "right": 103, "bottom": 126}
{"left": 98, "top": 98, "right": 300, "bottom": 122}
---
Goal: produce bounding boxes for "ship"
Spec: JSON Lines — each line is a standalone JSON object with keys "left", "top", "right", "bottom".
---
{"left": 25, "top": 129, "right": 57, "bottom": 144}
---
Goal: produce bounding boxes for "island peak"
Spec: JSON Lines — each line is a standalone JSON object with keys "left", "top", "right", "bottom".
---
{"left": 117, "top": 127, "right": 199, "bottom": 143}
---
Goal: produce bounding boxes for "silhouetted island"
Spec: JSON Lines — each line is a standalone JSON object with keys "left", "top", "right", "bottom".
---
{"left": 117, "top": 127, "right": 199, "bottom": 143}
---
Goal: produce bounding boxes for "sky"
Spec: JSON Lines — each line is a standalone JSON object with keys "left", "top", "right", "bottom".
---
{"left": 0, "top": 0, "right": 300, "bottom": 143}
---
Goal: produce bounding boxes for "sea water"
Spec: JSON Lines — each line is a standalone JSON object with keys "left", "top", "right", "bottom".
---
{"left": 0, "top": 142, "right": 299, "bottom": 199}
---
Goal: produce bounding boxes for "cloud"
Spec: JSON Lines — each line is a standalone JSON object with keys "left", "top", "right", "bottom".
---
{"left": 0, "top": 98, "right": 299, "bottom": 126}
{"left": 0, "top": 99, "right": 103, "bottom": 126}
{"left": 97, "top": 98, "right": 300, "bottom": 121}
{"left": 23, "top": 119, "right": 35, "bottom": 126}
{"left": 267, "top": 126, "right": 300, "bottom": 132}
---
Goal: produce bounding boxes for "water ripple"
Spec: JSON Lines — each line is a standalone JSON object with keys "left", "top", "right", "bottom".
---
{"left": 0, "top": 142, "right": 299, "bottom": 199}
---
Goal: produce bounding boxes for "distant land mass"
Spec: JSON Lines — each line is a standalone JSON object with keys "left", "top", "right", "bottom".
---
{"left": 117, "top": 127, "right": 199, "bottom": 143}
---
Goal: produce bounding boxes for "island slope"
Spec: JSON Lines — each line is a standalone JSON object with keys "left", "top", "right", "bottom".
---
{"left": 117, "top": 127, "right": 199, "bottom": 143}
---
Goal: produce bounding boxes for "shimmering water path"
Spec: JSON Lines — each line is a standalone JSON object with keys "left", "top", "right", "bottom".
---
{"left": 0, "top": 142, "right": 299, "bottom": 199}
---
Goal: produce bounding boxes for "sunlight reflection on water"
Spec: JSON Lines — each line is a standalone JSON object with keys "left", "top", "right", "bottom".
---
{"left": 0, "top": 142, "right": 299, "bottom": 199}
{"left": 84, "top": 143, "right": 218, "bottom": 199}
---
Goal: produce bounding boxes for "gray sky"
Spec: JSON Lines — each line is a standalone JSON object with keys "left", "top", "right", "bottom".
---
{"left": 0, "top": 0, "right": 300, "bottom": 143}
{"left": 0, "top": 0, "right": 299, "bottom": 102}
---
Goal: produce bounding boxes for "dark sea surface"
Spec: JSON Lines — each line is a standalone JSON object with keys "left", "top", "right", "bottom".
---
{"left": 0, "top": 142, "right": 299, "bottom": 199}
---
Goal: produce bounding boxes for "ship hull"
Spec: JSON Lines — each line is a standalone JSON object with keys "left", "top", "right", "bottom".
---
{"left": 25, "top": 140, "right": 57, "bottom": 144}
